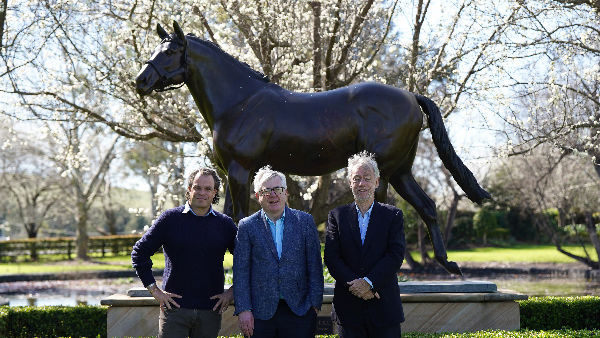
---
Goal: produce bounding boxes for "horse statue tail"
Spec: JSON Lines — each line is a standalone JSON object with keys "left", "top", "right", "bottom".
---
{"left": 415, "top": 94, "right": 491, "bottom": 205}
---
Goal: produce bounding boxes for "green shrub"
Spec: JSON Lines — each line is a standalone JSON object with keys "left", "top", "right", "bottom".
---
{"left": 2, "top": 296, "right": 600, "bottom": 337}
{"left": 317, "top": 331, "right": 600, "bottom": 337}
{"left": 520, "top": 296, "right": 600, "bottom": 330}
{"left": 0, "top": 306, "right": 9, "bottom": 337}
{"left": 0, "top": 305, "right": 106, "bottom": 338}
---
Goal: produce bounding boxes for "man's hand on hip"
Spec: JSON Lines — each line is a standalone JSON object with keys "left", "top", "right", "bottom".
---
{"left": 150, "top": 286, "right": 181, "bottom": 310}
{"left": 210, "top": 287, "right": 233, "bottom": 314}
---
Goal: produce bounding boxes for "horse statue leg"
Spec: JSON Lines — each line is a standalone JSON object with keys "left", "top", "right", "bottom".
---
{"left": 389, "top": 171, "right": 463, "bottom": 276}
{"left": 227, "top": 161, "right": 251, "bottom": 223}
{"left": 375, "top": 177, "right": 389, "bottom": 203}
{"left": 223, "top": 183, "right": 234, "bottom": 217}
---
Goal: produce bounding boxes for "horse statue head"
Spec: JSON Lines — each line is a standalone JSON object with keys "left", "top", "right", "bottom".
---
{"left": 136, "top": 21, "right": 188, "bottom": 95}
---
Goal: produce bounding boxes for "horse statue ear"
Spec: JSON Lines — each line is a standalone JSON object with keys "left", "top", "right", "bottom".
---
{"left": 157, "top": 23, "right": 169, "bottom": 40}
{"left": 173, "top": 21, "right": 187, "bottom": 46}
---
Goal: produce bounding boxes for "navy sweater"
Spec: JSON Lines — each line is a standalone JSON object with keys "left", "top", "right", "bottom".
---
{"left": 132, "top": 205, "right": 237, "bottom": 309}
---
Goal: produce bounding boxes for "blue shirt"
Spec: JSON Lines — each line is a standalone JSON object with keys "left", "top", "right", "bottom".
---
{"left": 183, "top": 203, "right": 217, "bottom": 217}
{"left": 356, "top": 203, "right": 374, "bottom": 245}
{"left": 356, "top": 202, "right": 374, "bottom": 288}
{"left": 262, "top": 209, "right": 285, "bottom": 259}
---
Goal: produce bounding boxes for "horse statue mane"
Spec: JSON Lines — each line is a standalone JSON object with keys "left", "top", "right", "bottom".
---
{"left": 182, "top": 34, "right": 271, "bottom": 83}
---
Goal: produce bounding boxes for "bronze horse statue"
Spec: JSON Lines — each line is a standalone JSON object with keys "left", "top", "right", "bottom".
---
{"left": 135, "top": 21, "right": 490, "bottom": 275}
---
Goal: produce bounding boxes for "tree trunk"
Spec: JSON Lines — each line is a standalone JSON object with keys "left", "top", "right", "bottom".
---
{"left": 309, "top": 174, "right": 333, "bottom": 224}
{"left": 149, "top": 174, "right": 159, "bottom": 217}
{"left": 24, "top": 222, "right": 39, "bottom": 238}
{"left": 285, "top": 174, "right": 305, "bottom": 211}
{"left": 76, "top": 203, "right": 89, "bottom": 260}
{"left": 585, "top": 212, "right": 600, "bottom": 267}
{"left": 0, "top": 0, "right": 6, "bottom": 50}
{"left": 443, "top": 191, "right": 460, "bottom": 246}
{"left": 309, "top": 1, "right": 322, "bottom": 91}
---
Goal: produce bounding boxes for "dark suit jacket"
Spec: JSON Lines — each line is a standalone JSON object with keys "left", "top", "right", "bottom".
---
{"left": 324, "top": 201, "right": 406, "bottom": 327}
{"left": 233, "top": 207, "right": 324, "bottom": 320}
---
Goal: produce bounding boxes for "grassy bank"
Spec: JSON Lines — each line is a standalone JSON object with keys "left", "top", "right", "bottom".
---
{"left": 0, "top": 244, "right": 593, "bottom": 276}
{"left": 445, "top": 244, "right": 598, "bottom": 263}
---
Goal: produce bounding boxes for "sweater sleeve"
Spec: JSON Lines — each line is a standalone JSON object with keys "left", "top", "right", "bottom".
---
{"left": 131, "top": 212, "right": 169, "bottom": 287}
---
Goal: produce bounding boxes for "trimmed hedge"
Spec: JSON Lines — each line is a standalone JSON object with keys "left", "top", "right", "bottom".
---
{"left": 2, "top": 297, "right": 600, "bottom": 337}
{"left": 401, "top": 330, "right": 600, "bottom": 337}
{"left": 0, "top": 305, "right": 106, "bottom": 338}
{"left": 519, "top": 296, "right": 600, "bottom": 330}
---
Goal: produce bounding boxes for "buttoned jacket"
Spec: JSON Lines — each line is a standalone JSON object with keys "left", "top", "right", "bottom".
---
{"left": 233, "top": 207, "right": 324, "bottom": 320}
{"left": 324, "top": 201, "right": 406, "bottom": 327}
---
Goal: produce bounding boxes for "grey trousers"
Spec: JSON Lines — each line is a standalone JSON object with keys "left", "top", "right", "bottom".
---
{"left": 158, "top": 307, "right": 221, "bottom": 338}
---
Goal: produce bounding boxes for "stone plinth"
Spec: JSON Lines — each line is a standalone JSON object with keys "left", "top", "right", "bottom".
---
{"left": 101, "top": 281, "right": 527, "bottom": 337}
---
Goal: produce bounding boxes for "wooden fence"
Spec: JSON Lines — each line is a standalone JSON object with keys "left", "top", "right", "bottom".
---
{"left": 0, "top": 234, "right": 143, "bottom": 261}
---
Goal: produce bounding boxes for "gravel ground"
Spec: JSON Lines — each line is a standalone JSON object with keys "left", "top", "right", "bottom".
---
{"left": 0, "top": 277, "right": 149, "bottom": 296}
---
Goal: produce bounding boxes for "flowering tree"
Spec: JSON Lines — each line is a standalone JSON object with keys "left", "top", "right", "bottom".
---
{"left": 2, "top": 0, "right": 400, "bottom": 224}
{"left": 481, "top": 0, "right": 600, "bottom": 264}
{"left": 1, "top": 0, "right": 516, "bottom": 258}
{"left": 492, "top": 0, "right": 600, "bottom": 173}
{"left": 0, "top": 119, "right": 62, "bottom": 240}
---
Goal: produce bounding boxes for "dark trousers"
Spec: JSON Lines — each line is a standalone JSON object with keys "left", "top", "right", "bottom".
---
{"left": 252, "top": 300, "right": 317, "bottom": 338}
{"left": 334, "top": 306, "right": 401, "bottom": 338}
{"left": 337, "top": 323, "right": 401, "bottom": 338}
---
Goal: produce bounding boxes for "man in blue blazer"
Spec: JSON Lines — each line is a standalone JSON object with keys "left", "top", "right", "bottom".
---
{"left": 233, "top": 165, "right": 324, "bottom": 338}
{"left": 324, "top": 151, "right": 406, "bottom": 338}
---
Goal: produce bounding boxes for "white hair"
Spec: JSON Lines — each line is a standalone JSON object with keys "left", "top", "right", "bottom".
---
{"left": 347, "top": 151, "right": 380, "bottom": 179}
{"left": 253, "top": 165, "right": 287, "bottom": 193}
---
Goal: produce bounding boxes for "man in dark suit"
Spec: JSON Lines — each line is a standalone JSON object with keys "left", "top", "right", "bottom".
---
{"left": 324, "top": 151, "right": 406, "bottom": 338}
{"left": 233, "top": 165, "right": 324, "bottom": 338}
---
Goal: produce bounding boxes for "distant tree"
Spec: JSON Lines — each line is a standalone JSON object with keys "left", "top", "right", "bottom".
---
{"left": 0, "top": 119, "right": 63, "bottom": 240}
{"left": 33, "top": 113, "right": 120, "bottom": 259}
{"left": 123, "top": 140, "right": 174, "bottom": 217}
{"left": 473, "top": 208, "right": 498, "bottom": 245}
{"left": 488, "top": 146, "right": 600, "bottom": 268}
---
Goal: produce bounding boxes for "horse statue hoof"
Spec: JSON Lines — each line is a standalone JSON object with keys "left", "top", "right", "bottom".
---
{"left": 435, "top": 257, "right": 463, "bottom": 276}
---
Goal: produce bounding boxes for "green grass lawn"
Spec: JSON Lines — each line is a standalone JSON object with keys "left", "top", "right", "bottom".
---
{"left": 0, "top": 244, "right": 594, "bottom": 276}
{"left": 0, "top": 252, "right": 234, "bottom": 275}
{"left": 445, "top": 244, "right": 598, "bottom": 263}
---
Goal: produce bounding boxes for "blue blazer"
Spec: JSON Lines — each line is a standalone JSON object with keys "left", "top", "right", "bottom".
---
{"left": 233, "top": 207, "right": 324, "bottom": 320}
{"left": 324, "top": 201, "right": 406, "bottom": 327}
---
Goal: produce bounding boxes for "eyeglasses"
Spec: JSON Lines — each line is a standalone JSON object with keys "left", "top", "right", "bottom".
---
{"left": 351, "top": 176, "right": 373, "bottom": 183}
{"left": 257, "top": 186, "right": 285, "bottom": 196}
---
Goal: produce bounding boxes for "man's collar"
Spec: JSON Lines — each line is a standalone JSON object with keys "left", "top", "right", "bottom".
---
{"left": 355, "top": 201, "right": 375, "bottom": 217}
{"left": 183, "top": 202, "right": 216, "bottom": 217}
{"left": 261, "top": 208, "right": 286, "bottom": 224}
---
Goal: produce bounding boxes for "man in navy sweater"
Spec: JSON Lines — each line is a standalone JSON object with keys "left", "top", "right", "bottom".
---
{"left": 132, "top": 167, "right": 237, "bottom": 338}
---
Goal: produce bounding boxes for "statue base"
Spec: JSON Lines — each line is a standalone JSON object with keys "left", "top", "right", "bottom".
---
{"left": 101, "top": 281, "right": 527, "bottom": 337}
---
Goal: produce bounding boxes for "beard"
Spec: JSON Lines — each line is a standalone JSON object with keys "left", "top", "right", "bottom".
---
{"left": 352, "top": 189, "right": 374, "bottom": 204}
